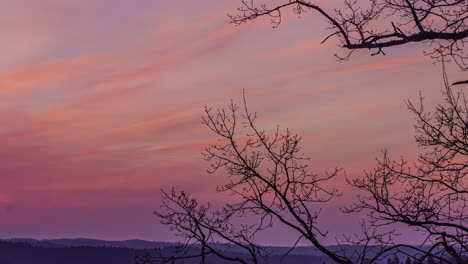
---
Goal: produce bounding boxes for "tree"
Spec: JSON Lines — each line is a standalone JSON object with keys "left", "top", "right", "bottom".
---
{"left": 154, "top": 96, "right": 352, "bottom": 264}
{"left": 152, "top": 73, "right": 466, "bottom": 264}
{"left": 426, "top": 256, "right": 437, "bottom": 264}
{"left": 152, "top": 188, "right": 268, "bottom": 264}
{"left": 405, "top": 256, "right": 413, "bottom": 264}
{"left": 387, "top": 255, "right": 401, "bottom": 264}
{"left": 150, "top": 2, "right": 468, "bottom": 263}
{"left": 229, "top": 0, "right": 468, "bottom": 70}
{"left": 344, "top": 69, "right": 467, "bottom": 264}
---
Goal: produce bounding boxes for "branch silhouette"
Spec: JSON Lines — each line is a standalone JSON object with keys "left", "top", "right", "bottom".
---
{"left": 153, "top": 76, "right": 467, "bottom": 263}
{"left": 229, "top": 0, "right": 468, "bottom": 69}
{"left": 344, "top": 67, "right": 467, "bottom": 264}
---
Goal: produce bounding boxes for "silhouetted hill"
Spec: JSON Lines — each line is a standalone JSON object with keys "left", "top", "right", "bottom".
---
{"left": 0, "top": 240, "right": 138, "bottom": 264}
{"left": 5, "top": 238, "right": 171, "bottom": 249}
{"left": 0, "top": 238, "right": 433, "bottom": 264}
{"left": 0, "top": 240, "right": 332, "bottom": 264}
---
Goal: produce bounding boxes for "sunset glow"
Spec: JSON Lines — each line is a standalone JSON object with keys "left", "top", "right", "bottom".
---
{"left": 0, "top": 0, "right": 465, "bottom": 245}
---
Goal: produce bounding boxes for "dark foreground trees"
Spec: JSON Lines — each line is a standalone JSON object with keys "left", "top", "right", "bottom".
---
{"left": 151, "top": 74, "right": 466, "bottom": 264}
{"left": 153, "top": 96, "right": 346, "bottom": 264}
{"left": 344, "top": 69, "right": 467, "bottom": 263}
{"left": 148, "top": 1, "right": 467, "bottom": 263}
{"left": 229, "top": 0, "right": 467, "bottom": 69}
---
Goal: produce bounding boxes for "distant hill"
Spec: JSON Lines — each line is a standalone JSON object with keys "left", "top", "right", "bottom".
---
{"left": 5, "top": 238, "right": 172, "bottom": 249}
{"left": 2, "top": 238, "right": 379, "bottom": 255}
{"left": 0, "top": 240, "right": 139, "bottom": 264}
{"left": 0, "top": 239, "right": 333, "bottom": 264}
{"left": 0, "top": 238, "right": 428, "bottom": 264}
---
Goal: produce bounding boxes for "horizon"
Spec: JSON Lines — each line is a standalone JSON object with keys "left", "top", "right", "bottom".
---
{"left": 2, "top": 237, "right": 424, "bottom": 248}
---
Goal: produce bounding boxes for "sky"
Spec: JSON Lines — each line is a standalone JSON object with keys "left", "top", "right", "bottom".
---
{"left": 0, "top": 0, "right": 465, "bottom": 245}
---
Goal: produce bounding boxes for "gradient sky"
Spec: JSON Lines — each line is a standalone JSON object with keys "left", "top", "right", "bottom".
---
{"left": 0, "top": 0, "right": 465, "bottom": 245}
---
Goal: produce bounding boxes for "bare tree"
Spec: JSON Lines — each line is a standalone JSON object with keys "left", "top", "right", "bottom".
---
{"left": 345, "top": 69, "right": 467, "bottom": 264}
{"left": 153, "top": 95, "right": 365, "bottom": 264}
{"left": 148, "top": 2, "right": 468, "bottom": 263}
{"left": 152, "top": 76, "right": 467, "bottom": 264}
{"left": 151, "top": 188, "right": 268, "bottom": 264}
{"left": 152, "top": 94, "right": 433, "bottom": 264}
{"left": 229, "top": 0, "right": 468, "bottom": 69}
{"left": 200, "top": 96, "right": 349, "bottom": 262}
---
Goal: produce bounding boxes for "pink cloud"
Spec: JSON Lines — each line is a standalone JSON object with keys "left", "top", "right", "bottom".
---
{"left": 0, "top": 56, "right": 99, "bottom": 94}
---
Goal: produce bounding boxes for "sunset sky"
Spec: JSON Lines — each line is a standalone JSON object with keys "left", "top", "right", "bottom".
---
{"left": 0, "top": 0, "right": 465, "bottom": 245}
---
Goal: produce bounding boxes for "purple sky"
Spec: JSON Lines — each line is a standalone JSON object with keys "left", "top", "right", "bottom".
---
{"left": 0, "top": 0, "right": 465, "bottom": 245}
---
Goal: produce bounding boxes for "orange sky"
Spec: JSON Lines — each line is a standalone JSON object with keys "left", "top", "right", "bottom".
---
{"left": 0, "top": 0, "right": 465, "bottom": 245}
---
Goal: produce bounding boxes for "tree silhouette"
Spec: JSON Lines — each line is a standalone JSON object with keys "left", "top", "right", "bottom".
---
{"left": 154, "top": 73, "right": 466, "bottom": 264}
{"left": 344, "top": 68, "right": 467, "bottom": 264}
{"left": 154, "top": 94, "right": 350, "bottom": 263}
{"left": 405, "top": 256, "right": 413, "bottom": 264}
{"left": 229, "top": 0, "right": 468, "bottom": 69}
{"left": 151, "top": 2, "right": 467, "bottom": 263}
{"left": 153, "top": 188, "right": 268, "bottom": 264}
{"left": 387, "top": 255, "right": 401, "bottom": 264}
